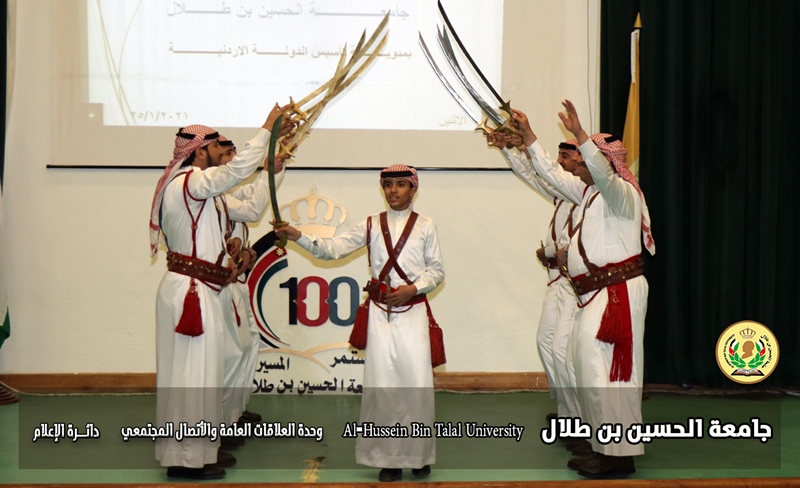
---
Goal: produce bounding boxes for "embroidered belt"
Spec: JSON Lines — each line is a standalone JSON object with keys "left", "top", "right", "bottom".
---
{"left": 167, "top": 252, "right": 230, "bottom": 288}
{"left": 363, "top": 279, "right": 426, "bottom": 307}
{"left": 571, "top": 255, "right": 643, "bottom": 296}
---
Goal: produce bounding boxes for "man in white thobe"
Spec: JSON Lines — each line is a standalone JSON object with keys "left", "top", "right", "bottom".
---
{"left": 149, "top": 105, "right": 292, "bottom": 480}
{"left": 511, "top": 100, "right": 655, "bottom": 479}
{"left": 216, "top": 137, "right": 285, "bottom": 442}
{"left": 484, "top": 132, "right": 587, "bottom": 449}
{"left": 275, "top": 164, "right": 445, "bottom": 482}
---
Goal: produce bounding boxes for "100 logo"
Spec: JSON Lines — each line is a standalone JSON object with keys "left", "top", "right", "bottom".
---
{"left": 279, "top": 276, "right": 360, "bottom": 327}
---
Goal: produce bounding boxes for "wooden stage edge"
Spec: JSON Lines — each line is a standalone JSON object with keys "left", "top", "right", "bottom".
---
{"left": 0, "top": 372, "right": 549, "bottom": 394}
{"left": 1, "top": 479, "right": 800, "bottom": 488}
{"left": 0, "top": 371, "right": 798, "bottom": 395}
{"left": 1, "top": 373, "right": 797, "bottom": 396}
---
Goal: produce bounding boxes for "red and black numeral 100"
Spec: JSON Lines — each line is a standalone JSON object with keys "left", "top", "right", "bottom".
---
{"left": 279, "top": 276, "right": 360, "bottom": 326}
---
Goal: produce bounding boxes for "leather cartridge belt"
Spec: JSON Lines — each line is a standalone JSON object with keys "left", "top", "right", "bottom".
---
{"left": 363, "top": 279, "right": 426, "bottom": 306}
{"left": 571, "top": 255, "right": 644, "bottom": 295}
{"left": 167, "top": 252, "right": 230, "bottom": 287}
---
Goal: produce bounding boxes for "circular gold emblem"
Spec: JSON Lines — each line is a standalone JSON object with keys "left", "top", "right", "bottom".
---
{"left": 716, "top": 320, "right": 779, "bottom": 384}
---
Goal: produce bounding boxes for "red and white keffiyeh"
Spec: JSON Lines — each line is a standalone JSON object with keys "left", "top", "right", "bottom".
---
{"left": 379, "top": 164, "right": 419, "bottom": 189}
{"left": 149, "top": 124, "right": 220, "bottom": 256}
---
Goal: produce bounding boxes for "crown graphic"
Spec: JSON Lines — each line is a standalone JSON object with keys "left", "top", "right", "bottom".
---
{"left": 739, "top": 327, "right": 756, "bottom": 339}
{"left": 281, "top": 188, "right": 348, "bottom": 238}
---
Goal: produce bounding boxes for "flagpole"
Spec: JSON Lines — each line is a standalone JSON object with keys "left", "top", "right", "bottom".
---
{"left": 622, "top": 13, "right": 642, "bottom": 180}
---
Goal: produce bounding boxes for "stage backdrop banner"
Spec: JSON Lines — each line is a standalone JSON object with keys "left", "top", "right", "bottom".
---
{"left": 247, "top": 190, "right": 367, "bottom": 395}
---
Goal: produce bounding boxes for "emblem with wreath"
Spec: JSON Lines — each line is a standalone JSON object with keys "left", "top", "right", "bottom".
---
{"left": 728, "top": 338, "right": 766, "bottom": 370}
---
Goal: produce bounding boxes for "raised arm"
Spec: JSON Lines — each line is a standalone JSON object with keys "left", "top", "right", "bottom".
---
{"left": 560, "top": 99, "right": 637, "bottom": 219}
{"left": 187, "top": 104, "right": 294, "bottom": 199}
{"left": 500, "top": 146, "right": 571, "bottom": 203}
{"left": 226, "top": 157, "right": 286, "bottom": 223}
{"left": 579, "top": 141, "right": 638, "bottom": 219}
{"left": 508, "top": 108, "right": 585, "bottom": 204}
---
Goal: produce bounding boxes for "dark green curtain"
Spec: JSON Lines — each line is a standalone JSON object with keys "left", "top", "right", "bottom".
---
{"left": 601, "top": 0, "right": 800, "bottom": 387}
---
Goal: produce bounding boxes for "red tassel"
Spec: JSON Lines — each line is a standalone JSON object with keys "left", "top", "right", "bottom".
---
{"left": 175, "top": 279, "right": 204, "bottom": 337}
{"left": 349, "top": 299, "right": 370, "bottom": 350}
{"left": 595, "top": 283, "right": 632, "bottom": 382}
{"left": 232, "top": 300, "right": 241, "bottom": 327}
{"left": 429, "top": 318, "right": 446, "bottom": 368}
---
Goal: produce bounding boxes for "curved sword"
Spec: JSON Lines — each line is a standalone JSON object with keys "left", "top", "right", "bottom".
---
{"left": 436, "top": 27, "right": 505, "bottom": 128}
{"left": 437, "top": 0, "right": 511, "bottom": 115}
{"left": 267, "top": 114, "right": 287, "bottom": 248}
{"left": 418, "top": 32, "right": 479, "bottom": 125}
{"left": 280, "top": 43, "right": 352, "bottom": 157}
{"left": 282, "top": 32, "right": 388, "bottom": 157}
{"left": 291, "top": 11, "right": 389, "bottom": 111}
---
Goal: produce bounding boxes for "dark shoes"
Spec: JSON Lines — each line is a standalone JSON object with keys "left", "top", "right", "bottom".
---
{"left": 570, "top": 441, "right": 593, "bottom": 456}
{"left": 568, "top": 451, "right": 599, "bottom": 470}
{"left": 567, "top": 456, "right": 585, "bottom": 471}
{"left": 215, "top": 449, "right": 237, "bottom": 468}
{"left": 165, "top": 443, "right": 238, "bottom": 479}
{"left": 545, "top": 412, "right": 558, "bottom": 422}
{"left": 220, "top": 435, "right": 245, "bottom": 451}
{"left": 577, "top": 453, "right": 635, "bottom": 479}
{"left": 378, "top": 466, "right": 430, "bottom": 481}
{"left": 378, "top": 468, "right": 402, "bottom": 482}
{"left": 564, "top": 438, "right": 591, "bottom": 452}
{"left": 166, "top": 465, "right": 226, "bottom": 480}
{"left": 412, "top": 465, "right": 431, "bottom": 478}
{"left": 239, "top": 410, "right": 262, "bottom": 423}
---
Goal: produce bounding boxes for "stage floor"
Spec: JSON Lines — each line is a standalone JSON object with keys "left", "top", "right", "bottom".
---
{"left": 1, "top": 391, "right": 798, "bottom": 485}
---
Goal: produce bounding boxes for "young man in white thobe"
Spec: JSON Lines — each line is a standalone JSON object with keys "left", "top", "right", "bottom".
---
{"left": 275, "top": 164, "right": 445, "bottom": 482}
{"left": 149, "top": 105, "right": 293, "bottom": 480}
{"left": 511, "top": 100, "right": 655, "bottom": 479}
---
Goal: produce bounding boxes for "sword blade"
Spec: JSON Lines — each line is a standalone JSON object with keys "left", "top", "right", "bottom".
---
{"left": 293, "top": 11, "right": 389, "bottom": 109}
{"left": 437, "top": 0, "right": 508, "bottom": 110}
{"left": 286, "top": 43, "right": 352, "bottom": 149}
{"left": 310, "top": 32, "right": 389, "bottom": 109}
{"left": 418, "top": 32, "right": 479, "bottom": 125}
{"left": 267, "top": 115, "right": 287, "bottom": 247}
{"left": 284, "top": 33, "right": 389, "bottom": 153}
{"left": 436, "top": 27, "right": 505, "bottom": 127}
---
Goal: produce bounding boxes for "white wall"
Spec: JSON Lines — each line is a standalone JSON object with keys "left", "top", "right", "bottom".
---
{"left": 0, "top": 0, "right": 600, "bottom": 374}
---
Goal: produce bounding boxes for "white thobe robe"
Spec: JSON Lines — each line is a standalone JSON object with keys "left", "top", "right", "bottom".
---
{"left": 155, "top": 128, "right": 269, "bottom": 468}
{"left": 528, "top": 138, "right": 648, "bottom": 456}
{"left": 502, "top": 147, "right": 584, "bottom": 416}
{"left": 295, "top": 206, "right": 445, "bottom": 468}
{"left": 221, "top": 170, "right": 283, "bottom": 424}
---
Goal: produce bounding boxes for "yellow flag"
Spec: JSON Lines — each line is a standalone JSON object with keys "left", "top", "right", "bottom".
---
{"left": 622, "top": 14, "right": 642, "bottom": 180}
